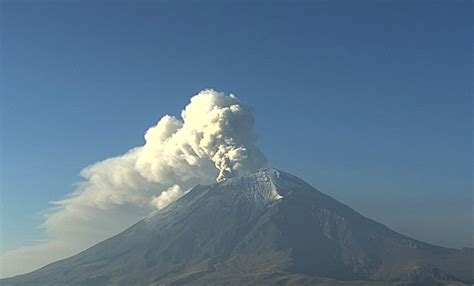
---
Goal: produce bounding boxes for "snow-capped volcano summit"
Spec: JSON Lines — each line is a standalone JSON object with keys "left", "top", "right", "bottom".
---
{"left": 2, "top": 169, "right": 472, "bottom": 285}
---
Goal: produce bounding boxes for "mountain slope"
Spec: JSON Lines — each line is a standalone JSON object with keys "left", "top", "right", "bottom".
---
{"left": 2, "top": 169, "right": 472, "bottom": 285}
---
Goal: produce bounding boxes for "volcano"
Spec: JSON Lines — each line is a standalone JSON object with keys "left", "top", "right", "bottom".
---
{"left": 2, "top": 169, "right": 472, "bottom": 285}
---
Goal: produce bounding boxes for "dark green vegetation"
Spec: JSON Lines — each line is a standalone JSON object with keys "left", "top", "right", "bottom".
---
{"left": 2, "top": 169, "right": 472, "bottom": 285}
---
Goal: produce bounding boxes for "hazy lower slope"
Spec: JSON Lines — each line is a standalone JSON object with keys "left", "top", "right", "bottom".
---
{"left": 2, "top": 169, "right": 472, "bottom": 286}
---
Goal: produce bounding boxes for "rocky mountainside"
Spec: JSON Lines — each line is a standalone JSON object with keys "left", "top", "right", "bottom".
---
{"left": 2, "top": 169, "right": 472, "bottom": 286}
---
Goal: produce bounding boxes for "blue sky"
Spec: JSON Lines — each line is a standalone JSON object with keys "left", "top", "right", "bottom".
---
{"left": 1, "top": 1, "right": 472, "bottom": 255}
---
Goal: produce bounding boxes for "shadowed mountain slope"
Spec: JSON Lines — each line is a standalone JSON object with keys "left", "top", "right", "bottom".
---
{"left": 2, "top": 169, "right": 472, "bottom": 285}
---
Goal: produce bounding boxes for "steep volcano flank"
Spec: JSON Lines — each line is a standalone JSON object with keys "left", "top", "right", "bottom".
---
{"left": 269, "top": 174, "right": 468, "bottom": 283}
{"left": 2, "top": 169, "right": 472, "bottom": 286}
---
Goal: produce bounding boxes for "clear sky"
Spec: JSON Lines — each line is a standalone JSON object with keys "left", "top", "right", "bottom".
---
{"left": 1, "top": 0, "right": 472, "bottom": 256}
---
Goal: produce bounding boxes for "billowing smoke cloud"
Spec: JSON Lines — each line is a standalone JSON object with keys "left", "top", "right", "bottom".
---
{"left": 151, "top": 185, "right": 184, "bottom": 209}
{"left": 0, "top": 89, "right": 266, "bottom": 278}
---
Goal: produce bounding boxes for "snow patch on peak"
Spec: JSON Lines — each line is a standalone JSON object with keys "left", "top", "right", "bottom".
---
{"left": 255, "top": 169, "right": 284, "bottom": 201}
{"left": 254, "top": 168, "right": 281, "bottom": 179}
{"left": 272, "top": 191, "right": 284, "bottom": 201}
{"left": 213, "top": 168, "right": 287, "bottom": 204}
{"left": 270, "top": 182, "right": 284, "bottom": 201}
{"left": 250, "top": 168, "right": 285, "bottom": 201}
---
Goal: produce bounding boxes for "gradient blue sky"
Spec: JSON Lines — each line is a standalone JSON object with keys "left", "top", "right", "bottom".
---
{"left": 0, "top": 1, "right": 472, "bottom": 254}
